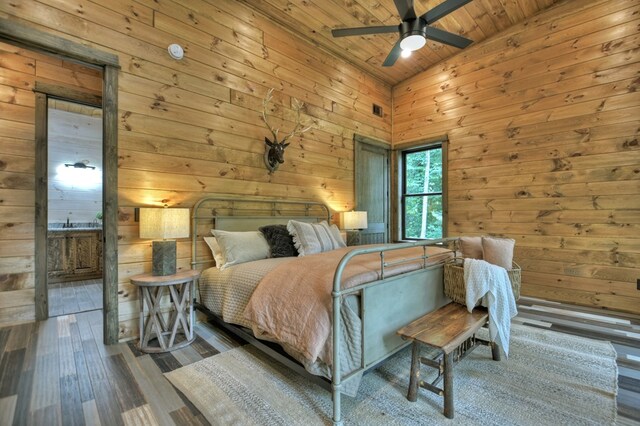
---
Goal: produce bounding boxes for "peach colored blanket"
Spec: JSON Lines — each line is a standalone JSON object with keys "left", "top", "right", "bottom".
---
{"left": 243, "top": 245, "right": 452, "bottom": 367}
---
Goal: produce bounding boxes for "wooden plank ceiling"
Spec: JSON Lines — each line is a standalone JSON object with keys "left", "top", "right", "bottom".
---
{"left": 240, "top": 0, "right": 562, "bottom": 86}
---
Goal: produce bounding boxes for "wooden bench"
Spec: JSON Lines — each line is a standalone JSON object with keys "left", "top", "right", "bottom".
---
{"left": 397, "top": 303, "right": 500, "bottom": 419}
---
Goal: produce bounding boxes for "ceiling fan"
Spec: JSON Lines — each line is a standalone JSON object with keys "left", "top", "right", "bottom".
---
{"left": 331, "top": 0, "right": 474, "bottom": 66}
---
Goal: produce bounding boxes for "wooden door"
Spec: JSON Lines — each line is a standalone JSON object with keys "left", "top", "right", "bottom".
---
{"left": 47, "top": 234, "right": 69, "bottom": 280}
{"left": 355, "top": 135, "right": 390, "bottom": 244}
{"left": 73, "top": 233, "right": 99, "bottom": 274}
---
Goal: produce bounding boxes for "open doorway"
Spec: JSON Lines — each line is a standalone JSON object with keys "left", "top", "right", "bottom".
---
{"left": 1, "top": 17, "right": 121, "bottom": 343}
{"left": 47, "top": 98, "right": 104, "bottom": 316}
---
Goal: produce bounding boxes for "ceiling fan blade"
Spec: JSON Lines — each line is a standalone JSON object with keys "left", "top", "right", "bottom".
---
{"left": 422, "top": 0, "right": 472, "bottom": 24}
{"left": 425, "top": 25, "right": 473, "bottom": 48}
{"left": 382, "top": 41, "right": 402, "bottom": 67}
{"left": 331, "top": 25, "right": 398, "bottom": 37}
{"left": 393, "top": 0, "right": 416, "bottom": 21}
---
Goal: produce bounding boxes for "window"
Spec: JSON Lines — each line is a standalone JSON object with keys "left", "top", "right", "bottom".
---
{"left": 402, "top": 145, "right": 444, "bottom": 240}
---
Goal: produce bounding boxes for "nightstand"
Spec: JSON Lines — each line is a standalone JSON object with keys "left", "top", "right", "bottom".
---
{"left": 130, "top": 269, "right": 201, "bottom": 353}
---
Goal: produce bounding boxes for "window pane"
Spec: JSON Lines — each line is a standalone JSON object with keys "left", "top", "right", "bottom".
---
{"left": 405, "top": 149, "right": 442, "bottom": 194}
{"left": 404, "top": 195, "right": 443, "bottom": 239}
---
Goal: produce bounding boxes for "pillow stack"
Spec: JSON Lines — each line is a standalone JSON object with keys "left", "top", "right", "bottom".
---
{"left": 203, "top": 219, "right": 346, "bottom": 269}
{"left": 459, "top": 236, "right": 515, "bottom": 270}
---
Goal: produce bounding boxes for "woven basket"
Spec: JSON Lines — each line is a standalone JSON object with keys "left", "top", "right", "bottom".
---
{"left": 444, "top": 258, "right": 521, "bottom": 305}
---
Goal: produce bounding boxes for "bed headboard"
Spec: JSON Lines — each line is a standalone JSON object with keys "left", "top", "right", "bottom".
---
{"left": 191, "top": 196, "right": 331, "bottom": 269}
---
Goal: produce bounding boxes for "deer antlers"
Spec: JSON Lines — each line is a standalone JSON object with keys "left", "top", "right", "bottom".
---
{"left": 261, "top": 88, "right": 312, "bottom": 144}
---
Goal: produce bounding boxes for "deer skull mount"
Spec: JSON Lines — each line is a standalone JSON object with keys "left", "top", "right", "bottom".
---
{"left": 261, "top": 88, "right": 312, "bottom": 173}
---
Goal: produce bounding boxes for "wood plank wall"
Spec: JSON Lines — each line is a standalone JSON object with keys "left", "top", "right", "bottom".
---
{"left": 0, "top": 44, "right": 102, "bottom": 325}
{"left": 0, "top": 0, "right": 391, "bottom": 336}
{"left": 393, "top": 0, "right": 640, "bottom": 313}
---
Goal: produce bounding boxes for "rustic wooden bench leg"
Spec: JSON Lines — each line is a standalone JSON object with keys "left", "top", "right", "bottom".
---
{"left": 407, "top": 341, "right": 420, "bottom": 402}
{"left": 491, "top": 342, "right": 501, "bottom": 361}
{"left": 443, "top": 351, "right": 454, "bottom": 419}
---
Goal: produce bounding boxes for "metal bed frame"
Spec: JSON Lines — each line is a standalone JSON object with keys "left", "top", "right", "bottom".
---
{"left": 190, "top": 196, "right": 455, "bottom": 425}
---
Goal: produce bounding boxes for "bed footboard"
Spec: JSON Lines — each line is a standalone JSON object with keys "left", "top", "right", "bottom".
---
{"left": 331, "top": 238, "right": 455, "bottom": 425}
{"left": 362, "top": 266, "right": 448, "bottom": 366}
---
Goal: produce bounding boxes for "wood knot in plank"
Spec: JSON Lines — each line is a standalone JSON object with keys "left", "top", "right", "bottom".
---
{"left": 536, "top": 210, "right": 552, "bottom": 219}
{"left": 551, "top": 158, "right": 571, "bottom": 171}
{"left": 118, "top": 210, "right": 131, "bottom": 222}
{"left": 601, "top": 40, "right": 622, "bottom": 52}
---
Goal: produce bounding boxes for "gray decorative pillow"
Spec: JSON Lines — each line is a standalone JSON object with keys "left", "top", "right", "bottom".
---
{"left": 259, "top": 224, "right": 298, "bottom": 258}
{"left": 287, "top": 220, "right": 345, "bottom": 256}
{"left": 210, "top": 230, "right": 270, "bottom": 269}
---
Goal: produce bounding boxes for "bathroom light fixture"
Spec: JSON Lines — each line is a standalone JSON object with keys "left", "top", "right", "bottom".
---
{"left": 64, "top": 162, "right": 96, "bottom": 170}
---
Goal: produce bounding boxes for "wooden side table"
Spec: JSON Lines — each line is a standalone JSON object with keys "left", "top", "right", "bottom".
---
{"left": 130, "top": 269, "right": 201, "bottom": 353}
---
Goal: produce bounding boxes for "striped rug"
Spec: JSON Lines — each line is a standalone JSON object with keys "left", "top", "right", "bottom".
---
{"left": 165, "top": 324, "right": 617, "bottom": 425}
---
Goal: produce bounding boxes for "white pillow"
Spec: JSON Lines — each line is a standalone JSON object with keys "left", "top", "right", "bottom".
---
{"left": 203, "top": 236, "right": 225, "bottom": 269}
{"left": 327, "top": 223, "right": 346, "bottom": 247}
{"left": 210, "top": 230, "right": 270, "bottom": 270}
{"left": 287, "top": 220, "right": 345, "bottom": 256}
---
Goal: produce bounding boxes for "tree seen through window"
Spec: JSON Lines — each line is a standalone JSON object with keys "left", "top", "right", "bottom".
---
{"left": 402, "top": 146, "right": 443, "bottom": 239}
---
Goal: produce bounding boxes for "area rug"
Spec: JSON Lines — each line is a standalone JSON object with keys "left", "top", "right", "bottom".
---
{"left": 165, "top": 324, "right": 617, "bottom": 425}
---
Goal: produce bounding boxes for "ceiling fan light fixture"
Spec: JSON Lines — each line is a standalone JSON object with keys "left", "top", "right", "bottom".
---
{"left": 400, "top": 33, "right": 426, "bottom": 51}
{"left": 331, "top": 0, "right": 474, "bottom": 67}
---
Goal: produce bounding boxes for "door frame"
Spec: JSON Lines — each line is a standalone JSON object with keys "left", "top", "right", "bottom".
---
{"left": 354, "top": 134, "right": 391, "bottom": 243}
{"left": 35, "top": 86, "right": 102, "bottom": 296}
{"left": 0, "top": 18, "right": 120, "bottom": 344}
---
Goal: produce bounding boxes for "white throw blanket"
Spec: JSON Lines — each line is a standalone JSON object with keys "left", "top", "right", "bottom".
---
{"left": 464, "top": 258, "right": 518, "bottom": 357}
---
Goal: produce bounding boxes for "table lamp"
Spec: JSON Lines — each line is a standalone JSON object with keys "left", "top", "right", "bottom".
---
{"left": 342, "top": 211, "right": 368, "bottom": 246}
{"left": 139, "top": 207, "right": 190, "bottom": 276}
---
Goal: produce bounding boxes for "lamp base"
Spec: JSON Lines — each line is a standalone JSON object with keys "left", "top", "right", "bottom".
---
{"left": 152, "top": 240, "right": 176, "bottom": 276}
{"left": 346, "top": 230, "right": 362, "bottom": 246}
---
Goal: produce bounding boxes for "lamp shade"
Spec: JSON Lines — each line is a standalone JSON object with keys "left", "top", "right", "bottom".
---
{"left": 139, "top": 208, "right": 190, "bottom": 239}
{"left": 342, "top": 211, "right": 368, "bottom": 230}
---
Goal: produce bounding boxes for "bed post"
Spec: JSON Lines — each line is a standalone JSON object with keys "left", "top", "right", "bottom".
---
{"left": 332, "top": 260, "right": 345, "bottom": 425}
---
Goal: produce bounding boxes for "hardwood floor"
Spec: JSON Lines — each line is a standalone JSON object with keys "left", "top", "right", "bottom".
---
{"left": 48, "top": 279, "right": 103, "bottom": 317}
{"left": 0, "top": 297, "right": 638, "bottom": 425}
{"left": 515, "top": 297, "right": 640, "bottom": 425}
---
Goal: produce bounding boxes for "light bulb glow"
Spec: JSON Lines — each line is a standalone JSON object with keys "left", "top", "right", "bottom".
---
{"left": 400, "top": 34, "right": 426, "bottom": 51}
{"left": 55, "top": 163, "right": 102, "bottom": 189}
{"left": 400, "top": 49, "right": 412, "bottom": 58}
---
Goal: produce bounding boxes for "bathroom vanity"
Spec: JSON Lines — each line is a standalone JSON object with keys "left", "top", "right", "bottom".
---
{"left": 47, "top": 225, "right": 103, "bottom": 283}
